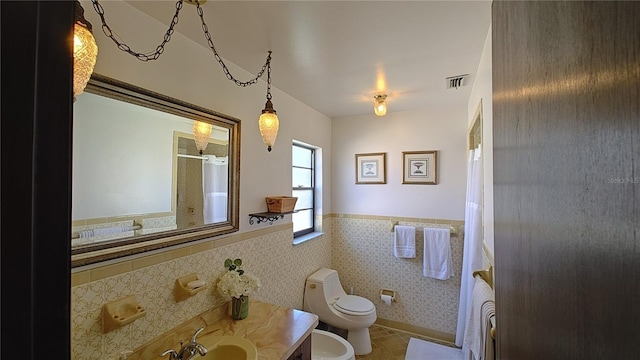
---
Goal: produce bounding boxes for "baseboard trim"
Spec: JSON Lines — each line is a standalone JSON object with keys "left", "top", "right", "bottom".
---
{"left": 375, "top": 317, "right": 455, "bottom": 345}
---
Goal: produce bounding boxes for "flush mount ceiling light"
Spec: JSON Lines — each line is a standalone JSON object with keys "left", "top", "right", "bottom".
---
{"left": 83, "top": 0, "right": 278, "bottom": 151}
{"left": 374, "top": 94, "right": 388, "bottom": 116}
{"left": 73, "top": 1, "right": 98, "bottom": 100}
{"left": 193, "top": 121, "right": 213, "bottom": 154}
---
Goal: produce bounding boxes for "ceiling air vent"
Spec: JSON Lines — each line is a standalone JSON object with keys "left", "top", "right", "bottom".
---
{"left": 446, "top": 74, "right": 470, "bottom": 89}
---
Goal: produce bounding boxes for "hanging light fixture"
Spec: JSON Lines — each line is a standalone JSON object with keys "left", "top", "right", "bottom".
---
{"left": 73, "top": 1, "right": 98, "bottom": 100}
{"left": 259, "top": 52, "right": 279, "bottom": 152}
{"left": 193, "top": 121, "right": 212, "bottom": 155}
{"left": 374, "top": 94, "right": 388, "bottom": 116}
{"left": 88, "top": 0, "right": 278, "bottom": 150}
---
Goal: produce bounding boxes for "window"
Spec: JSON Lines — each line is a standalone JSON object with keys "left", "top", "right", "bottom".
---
{"left": 292, "top": 143, "right": 315, "bottom": 237}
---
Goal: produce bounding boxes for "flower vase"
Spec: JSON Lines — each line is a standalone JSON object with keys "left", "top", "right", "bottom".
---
{"left": 231, "top": 295, "right": 249, "bottom": 320}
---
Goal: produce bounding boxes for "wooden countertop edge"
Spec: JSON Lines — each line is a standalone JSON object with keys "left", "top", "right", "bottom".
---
{"left": 280, "top": 316, "right": 319, "bottom": 360}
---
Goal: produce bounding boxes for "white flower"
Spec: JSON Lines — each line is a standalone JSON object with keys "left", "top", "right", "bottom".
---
{"left": 216, "top": 264, "right": 260, "bottom": 299}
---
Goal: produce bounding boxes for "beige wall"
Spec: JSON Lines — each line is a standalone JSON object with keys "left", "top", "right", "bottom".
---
{"left": 331, "top": 107, "right": 468, "bottom": 221}
{"left": 79, "top": 0, "right": 333, "bottom": 234}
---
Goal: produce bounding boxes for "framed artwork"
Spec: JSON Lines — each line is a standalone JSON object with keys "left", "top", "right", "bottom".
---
{"left": 402, "top": 150, "right": 438, "bottom": 184}
{"left": 355, "top": 152, "right": 386, "bottom": 184}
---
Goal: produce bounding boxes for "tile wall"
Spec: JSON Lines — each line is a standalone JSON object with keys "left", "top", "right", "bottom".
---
{"left": 71, "top": 222, "right": 331, "bottom": 360}
{"left": 331, "top": 214, "right": 464, "bottom": 341}
{"left": 70, "top": 214, "right": 463, "bottom": 359}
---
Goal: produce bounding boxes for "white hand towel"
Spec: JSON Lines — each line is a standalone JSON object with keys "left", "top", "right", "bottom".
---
{"left": 423, "top": 227, "right": 454, "bottom": 279}
{"left": 463, "top": 276, "right": 495, "bottom": 360}
{"left": 394, "top": 225, "right": 416, "bottom": 258}
{"left": 79, "top": 229, "right": 94, "bottom": 238}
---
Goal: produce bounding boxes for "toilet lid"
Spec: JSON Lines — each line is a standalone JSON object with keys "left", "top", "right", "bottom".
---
{"left": 333, "top": 295, "right": 375, "bottom": 315}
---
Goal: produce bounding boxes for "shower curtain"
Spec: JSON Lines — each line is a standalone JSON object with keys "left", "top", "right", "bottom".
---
{"left": 456, "top": 146, "right": 484, "bottom": 352}
{"left": 203, "top": 156, "right": 228, "bottom": 224}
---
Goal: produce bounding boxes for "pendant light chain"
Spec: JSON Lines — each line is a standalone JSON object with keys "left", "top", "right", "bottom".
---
{"left": 266, "top": 55, "right": 273, "bottom": 100}
{"left": 195, "top": 2, "right": 271, "bottom": 87}
{"left": 91, "top": 0, "right": 182, "bottom": 62}
{"left": 90, "top": 0, "right": 271, "bottom": 87}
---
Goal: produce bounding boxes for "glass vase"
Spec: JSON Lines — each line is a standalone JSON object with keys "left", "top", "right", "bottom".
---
{"left": 231, "top": 295, "right": 249, "bottom": 320}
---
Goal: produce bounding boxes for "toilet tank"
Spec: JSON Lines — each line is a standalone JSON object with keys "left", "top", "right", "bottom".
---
{"left": 306, "top": 268, "right": 347, "bottom": 300}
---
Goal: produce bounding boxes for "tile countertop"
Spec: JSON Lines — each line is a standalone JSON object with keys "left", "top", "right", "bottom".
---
{"left": 130, "top": 299, "right": 319, "bottom": 360}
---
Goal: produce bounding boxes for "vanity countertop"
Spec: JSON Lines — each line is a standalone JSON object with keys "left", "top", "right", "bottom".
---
{"left": 131, "top": 299, "right": 318, "bottom": 360}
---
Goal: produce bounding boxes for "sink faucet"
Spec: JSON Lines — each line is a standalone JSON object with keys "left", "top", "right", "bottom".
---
{"left": 161, "top": 327, "right": 208, "bottom": 360}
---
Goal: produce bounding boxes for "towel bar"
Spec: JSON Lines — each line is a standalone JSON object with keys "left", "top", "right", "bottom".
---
{"left": 391, "top": 221, "right": 456, "bottom": 235}
{"left": 472, "top": 266, "right": 493, "bottom": 289}
{"left": 490, "top": 314, "right": 496, "bottom": 339}
{"left": 72, "top": 224, "right": 142, "bottom": 239}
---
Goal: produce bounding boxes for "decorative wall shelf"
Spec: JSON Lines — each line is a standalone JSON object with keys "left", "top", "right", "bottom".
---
{"left": 248, "top": 211, "right": 294, "bottom": 225}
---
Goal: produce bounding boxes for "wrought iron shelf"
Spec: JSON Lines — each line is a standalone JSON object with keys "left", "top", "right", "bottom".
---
{"left": 248, "top": 211, "right": 294, "bottom": 225}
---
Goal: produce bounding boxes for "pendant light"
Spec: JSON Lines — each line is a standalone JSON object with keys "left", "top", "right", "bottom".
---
{"left": 87, "top": 0, "right": 278, "bottom": 150}
{"left": 73, "top": 1, "right": 98, "bottom": 99}
{"left": 259, "top": 52, "right": 279, "bottom": 152}
{"left": 193, "top": 121, "right": 213, "bottom": 154}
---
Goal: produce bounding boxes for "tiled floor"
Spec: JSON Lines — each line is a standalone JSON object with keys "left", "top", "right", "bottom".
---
{"left": 316, "top": 321, "right": 458, "bottom": 360}
{"left": 355, "top": 325, "right": 456, "bottom": 360}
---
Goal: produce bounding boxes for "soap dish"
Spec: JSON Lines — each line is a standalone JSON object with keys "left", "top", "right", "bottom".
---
{"left": 102, "top": 295, "right": 146, "bottom": 333}
{"left": 175, "top": 273, "right": 208, "bottom": 302}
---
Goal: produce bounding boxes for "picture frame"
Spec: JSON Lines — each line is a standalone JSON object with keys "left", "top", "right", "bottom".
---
{"left": 355, "top": 152, "right": 386, "bottom": 184}
{"left": 402, "top": 150, "right": 438, "bottom": 184}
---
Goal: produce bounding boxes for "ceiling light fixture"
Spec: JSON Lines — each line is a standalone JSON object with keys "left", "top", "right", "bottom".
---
{"left": 374, "top": 94, "right": 388, "bottom": 116}
{"left": 193, "top": 121, "right": 213, "bottom": 155}
{"left": 73, "top": 1, "right": 98, "bottom": 100}
{"left": 85, "top": 0, "right": 278, "bottom": 151}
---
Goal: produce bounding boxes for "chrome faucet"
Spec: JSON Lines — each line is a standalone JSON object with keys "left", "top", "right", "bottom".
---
{"left": 161, "top": 327, "right": 208, "bottom": 360}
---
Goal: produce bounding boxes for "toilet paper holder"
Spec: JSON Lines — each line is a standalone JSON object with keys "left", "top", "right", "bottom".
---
{"left": 380, "top": 289, "right": 396, "bottom": 302}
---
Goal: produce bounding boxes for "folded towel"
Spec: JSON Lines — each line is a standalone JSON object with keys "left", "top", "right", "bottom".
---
{"left": 92, "top": 226, "right": 125, "bottom": 236}
{"left": 463, "top": 275, "right": 495, "bottom": 360}
{"left": 423, "top": 227, "right": 454, "bottom": 279}
{"left": 78, "top": 229, "right": 94, "bottom": 238}
{"left": 394, "top": 225, "right": 416, "bottom": 258}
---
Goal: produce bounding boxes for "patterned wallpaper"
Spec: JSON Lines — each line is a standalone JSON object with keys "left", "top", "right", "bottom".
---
{"left": 331, "top": 215, "right": 464, "bottom": 339}
{"left": 70, "top": 214, "right": 463, "bottom": 359}
{"left": 71, "top": 223, "right": 331, "bottom": 360}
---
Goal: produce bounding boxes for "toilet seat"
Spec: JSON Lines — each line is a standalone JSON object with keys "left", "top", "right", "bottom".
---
{"left": 332, "top": 295, "right": 375, "bottom": 316}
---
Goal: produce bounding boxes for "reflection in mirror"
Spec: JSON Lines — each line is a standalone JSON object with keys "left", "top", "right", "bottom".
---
{"left": 71, "top": 74, "right": 240, "bottom": 267}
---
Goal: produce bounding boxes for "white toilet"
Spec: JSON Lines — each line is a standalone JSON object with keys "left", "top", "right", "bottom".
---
{"left": 303, "top": 268, "right": 377, "bottom": 355}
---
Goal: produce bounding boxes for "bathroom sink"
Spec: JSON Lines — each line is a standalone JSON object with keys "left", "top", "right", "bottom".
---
{"left": 193, "top": 335, "right": 257, "bottom": 360}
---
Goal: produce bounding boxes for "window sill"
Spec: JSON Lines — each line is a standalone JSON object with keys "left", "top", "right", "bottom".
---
{"left": 293, "top": 232, "right": 324, "bottom": 245}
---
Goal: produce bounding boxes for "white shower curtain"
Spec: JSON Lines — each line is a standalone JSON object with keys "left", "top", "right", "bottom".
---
{"left": 203, "top": 156, "right": 228, "bottom": 224}
{"left": 456, "top": 146, "right": 484, "bottom": 352}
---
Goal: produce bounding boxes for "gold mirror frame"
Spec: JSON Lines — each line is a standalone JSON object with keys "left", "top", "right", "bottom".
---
{"left": 71, "top": 74, "right": 240, "bottom": 267}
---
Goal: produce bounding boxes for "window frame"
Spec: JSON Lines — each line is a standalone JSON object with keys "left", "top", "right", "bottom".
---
{"left": 292, "top": 143, "right": 315, "bottom": 238}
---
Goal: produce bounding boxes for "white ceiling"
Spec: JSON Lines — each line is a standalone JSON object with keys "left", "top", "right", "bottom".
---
{"left": 127, "top": 1, "right": 492, "bottom": 119}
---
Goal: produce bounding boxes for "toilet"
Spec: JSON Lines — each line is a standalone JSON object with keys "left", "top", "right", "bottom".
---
{"left": 311, "top": 329, "right": 355, "bottom": 360}
{"left": 303, "top": 268, "right": 377, "bottom": 355}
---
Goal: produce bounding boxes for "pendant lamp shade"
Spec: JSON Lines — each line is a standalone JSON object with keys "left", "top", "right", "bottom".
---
{"left": 259, "top": 100, "right": 279, "bottom": 152}
{"left": 193, "top": 121, "right": 212, "bottom": 154}
{"left": 73, "top": 2, "right": 97, "bottom": 98}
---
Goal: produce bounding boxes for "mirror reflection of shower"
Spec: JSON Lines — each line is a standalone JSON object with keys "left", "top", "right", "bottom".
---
{"left": 176, "top": 135, "right": 228, "bottom": 229}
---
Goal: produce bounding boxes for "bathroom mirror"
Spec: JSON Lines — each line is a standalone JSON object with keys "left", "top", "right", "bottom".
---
{"left": 71, "top": 74, "right": 240, "bottom": 267}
